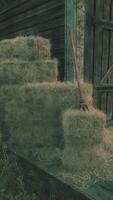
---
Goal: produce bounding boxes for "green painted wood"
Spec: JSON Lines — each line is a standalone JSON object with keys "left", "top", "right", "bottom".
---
{"left": 101, "top": 30, "right": 109, "bottom": 114}
{"left": 65, "top": 0, "right": 77, "bottom": 81}
{"left": 95, "top": 0, "right": 113, "bottom": 116}
{"left": 107, "top": 0, "right": 113, "bottom": 120}
{"left": 100, "top": 0, "right": 112, "bottom": 115}
{"left": 84, "top": 0, "right": 94, "bottom": 83}
{"left": 85, "top": 0, "right": 113, "bottom": 120}
{"left": 93, "top": 0, "right": 103, "bottom": 85}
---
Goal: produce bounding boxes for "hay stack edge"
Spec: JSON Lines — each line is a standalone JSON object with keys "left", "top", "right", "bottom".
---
{"left": 0, "top": 36, "right": 113, "bottom": 189}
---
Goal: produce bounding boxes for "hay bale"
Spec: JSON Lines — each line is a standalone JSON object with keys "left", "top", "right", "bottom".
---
{"left": 57, "top": 170, "right": 93, "bottom": 189}
{"left": 63, "top": 109, "right": 106, "bottom": 147}
{"left": 1, "top": 82, "right": 92, "bottom": 149}
{"left": 62, "top": 144, "right": 107, "bottom": 172}
{"left": 0, "top": 59, "right": 58, "bottom": 84}
{"left": 0, "top": 36, "right": 51, "bottom": 60}
{"left": 58, "top": 158, "right": 113, "bottom": 189}
{"left": 102, "top": 128, "right": 113, "bottom": 153}
{"left": 59, "top": 144, "right": 113, "bottom": 188}
{"left": 60, "top": 127, "right": 113, "bottom": 188}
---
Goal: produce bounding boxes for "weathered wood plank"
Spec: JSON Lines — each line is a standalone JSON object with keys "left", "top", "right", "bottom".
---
{"left": 111, "top": 0, "right": 113, "bottom": 120}
{"left": 0, "top": 9, "right": 64, "bottom": 35}
{"left": 95, "top": 85, "right": 113, "bottom": 92}
{"left": 103, "top": 0, "right": 111, "bottom": 20}
{"left": 101, "top": 0, "right": 110, "bottom": 113}
{"left": 107, "top": 0, "right": 113, "bottom": 120}
{"left": 0, "top": 15, "right": 64, "bottom": 35}
{"left": 93, "top": 0, "right": 103, "bottom": 109}
{"left": 65, "top": 0, "right": 77, "bottom": 81}
{"left": 84, "top": 0, "right": 94, "bottom": 83}
{"left": 0, "top": 0, "right": 26, "bottom": 14}
{"left": 0, "top": 0, "right": 64, "bottom": 27}
{"left": 101, "top": 29, "right": 109, "bottom": 113}
{"left": 0, "top": 0, "right": 45, "bottom": 17}
{"left": 85, "top": 0, "right": 113, "bottom": 119}
{"left": 102, "top": 0, "right": 112, "bottom": 118}
{"left": 94, "top": 0, "right": 103, "bottom": 85}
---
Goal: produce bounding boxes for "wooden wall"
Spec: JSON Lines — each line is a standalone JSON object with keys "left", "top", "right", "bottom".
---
{"left": 0, "top": 0, "right": 65, "bottom": 80}
{"left": 84, "top": 0, "right": 113, "bottom": 121}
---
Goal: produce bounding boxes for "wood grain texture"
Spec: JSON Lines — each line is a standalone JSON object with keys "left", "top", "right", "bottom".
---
{"left": 85, "top": 0, "right": 113, "bottom": 120}
{"left": 0, "top": 0, "right": 65, "bottom": 80}
{"left": 84, "top": 0, "right": 94, "bottom": 83}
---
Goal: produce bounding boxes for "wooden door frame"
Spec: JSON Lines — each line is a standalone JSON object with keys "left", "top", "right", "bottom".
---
{"left": 84, "top": 0, "right": 95, "bottom": 83}
{"left": 65, "top": 0, "right": 77, "bottom": 81}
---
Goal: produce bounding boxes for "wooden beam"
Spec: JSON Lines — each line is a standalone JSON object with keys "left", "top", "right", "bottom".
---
{"left": 84, "top": 0, "right": 94, "bottom": 83}
{"left": 65, "top": 0, "right": 77, "bottom": 81}
{"left": 95, "top": 85, "right": 113, "bottom": 92}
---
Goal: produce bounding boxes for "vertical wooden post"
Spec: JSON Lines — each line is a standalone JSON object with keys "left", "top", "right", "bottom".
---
{"left": 65, "top": 0, "right": 77, "bottom": 81}
{"left": 84, "top": 0, "right": 94, "bottom": 83}
{"left": 93, "top": 0, "right": 103, "bottom": 109}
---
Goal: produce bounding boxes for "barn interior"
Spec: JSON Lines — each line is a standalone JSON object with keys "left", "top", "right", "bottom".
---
{"left": 0, "top": 1, "right": 113, "bottom": 200}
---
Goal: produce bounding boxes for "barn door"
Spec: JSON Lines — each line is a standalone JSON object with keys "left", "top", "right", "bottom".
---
{"left": 84, "top": 0, "right": 113, "bottom": 121}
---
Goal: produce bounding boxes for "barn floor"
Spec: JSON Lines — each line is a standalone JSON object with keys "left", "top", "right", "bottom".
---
{"left": 83, "top": 181, "right": 113, "bottom": 200}
{"left": 1, "top": 149, "right": 113, "bottom": 200}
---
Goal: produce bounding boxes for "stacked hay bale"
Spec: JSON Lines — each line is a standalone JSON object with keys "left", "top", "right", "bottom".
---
{"left": 102, "top": 127, "right": 113, "bottom": 155}
{"left": 0, "top": 36, "right": 93, "bottom": 172}
{"left": 0, "top": 36, "right": 113, "bottom": 189}
{"left": 0, "top": 37, "right": 58, "bottom": 84}
{"left": 62, "top": 109, "right": 106, "bottom": 170}
{"left": 0, "top": 59, "right": 58, "bottom": 84}
{"left": 0, "top": 36, "right": 57, "bottom": 170}
{"left": 3, "top": 82, "right": 92, "bottom": 171}
{"left": 0, "top": 36, "right": 51, "bottom": 60}
{"left": 61, "top": 109, "right": 113, "bottom": 188}
{"left": 4, "top": 83, "right": 92, "bottom": 148}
